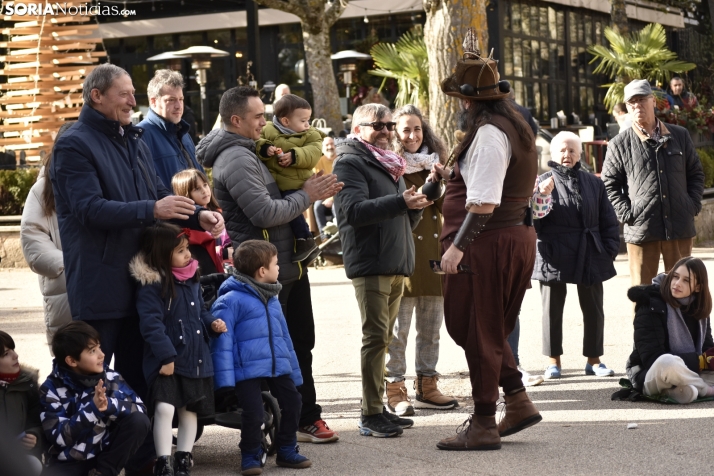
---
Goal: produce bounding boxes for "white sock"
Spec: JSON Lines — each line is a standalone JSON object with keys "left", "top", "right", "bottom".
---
{"left": 153, "top": 401, "right": 176, "bottom": 457}
{"left": 176, "top": 406, "right": 198, "bottom": 453}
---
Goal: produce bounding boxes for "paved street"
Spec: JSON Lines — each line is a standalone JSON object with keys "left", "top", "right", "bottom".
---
{"left": 3, "top": 250, "right": 714, "bottom": 475}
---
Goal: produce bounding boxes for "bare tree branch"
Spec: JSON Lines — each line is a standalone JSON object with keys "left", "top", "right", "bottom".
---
{"left": 253, "top": 0, "right": 305, "bottom": 19}
{"left": 325, "top": 0, "right": 349, "bottom": 27}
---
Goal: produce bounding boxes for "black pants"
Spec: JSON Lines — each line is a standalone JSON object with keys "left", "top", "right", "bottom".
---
{"left": 48, "top": 412, "right": 150, "bottom": 476}
{"left": 540, "top": 281, "right": 605, "bottom": 357}
{"left": 313, "top": 200, "right": 334, "bottom": 231}
{"left": 278, "top": 273, "right": 322, "bottom": 426}
{"left": 87, "top": 316, "right": 155, "bottom": 472}
{"left": 282, "top": 190, "right": 312, "bottom": 239}
{"left": 235, "top": 375, "right": 302, "bottom": 454}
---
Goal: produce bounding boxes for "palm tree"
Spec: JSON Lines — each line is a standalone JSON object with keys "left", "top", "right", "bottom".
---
{"left": 369, "top": 29, "right": 429, "bottom": 113}
{"left": 588, "top": 23, "right": 696, "bottom": 111}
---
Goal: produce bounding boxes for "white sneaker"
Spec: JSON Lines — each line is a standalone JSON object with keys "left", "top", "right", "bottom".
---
{"left": 518, "top": 366, "right": 544, "bottom": 387}
{"left": 662, "top": 385, "right": 698, "bottom": 404}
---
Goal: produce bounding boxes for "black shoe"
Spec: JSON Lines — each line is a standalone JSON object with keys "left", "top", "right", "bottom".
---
{"left": 383, "top": 406, "right": 414, "bottom": 429}
{"left": 293, "top": 237, "right": 318, "bottom": 262}
{"left": 153, "top": 455, "right": 174, "bottom": 476}
{"left": 174, "top": 451, "right": 192, "bottom": 476}
{"left": 358, "top": 412, "right": 403, "bottom": 437}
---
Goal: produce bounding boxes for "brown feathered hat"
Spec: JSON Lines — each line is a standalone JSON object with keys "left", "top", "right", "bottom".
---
{"left": 440, "top": 28, "right": 510, "bottom": 101}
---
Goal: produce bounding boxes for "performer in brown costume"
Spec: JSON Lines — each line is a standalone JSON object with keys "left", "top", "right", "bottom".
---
{"left": 435, "top": 29, "right": 542, "bottom": 451}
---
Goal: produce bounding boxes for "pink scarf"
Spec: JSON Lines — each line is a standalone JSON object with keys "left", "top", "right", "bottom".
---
{"left": 172, "top": 259, "right": 198, "bottom": 281}
{"left": 348, "top": 134, "right": 406, "bottom": 181}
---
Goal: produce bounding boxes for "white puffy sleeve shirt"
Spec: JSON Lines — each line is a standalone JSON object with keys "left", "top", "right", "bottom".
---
{"left": 458, "top": 124, "right": 512, "bottom": 209}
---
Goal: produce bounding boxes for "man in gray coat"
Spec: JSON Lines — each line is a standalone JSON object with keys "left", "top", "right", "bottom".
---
{"left": 602, "top": 79, "right": 704, "bottom": 287}
{"left": 196, "top": 86, "right": 342, "bottom": 443}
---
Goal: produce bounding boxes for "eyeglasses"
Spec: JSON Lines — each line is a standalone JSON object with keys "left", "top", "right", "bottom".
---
{"left": 626, "top": 96, "right": 653, "bottom": 106}
{"left": 359, "top": 121, "right": 396, "bottom": 131}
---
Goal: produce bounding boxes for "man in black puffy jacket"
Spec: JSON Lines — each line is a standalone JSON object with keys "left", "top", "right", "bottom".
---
{"left": 333, "top": 103, "right": 431, "bottom": 438}
{"left": 602, "top": 79, "right": 704, "bottom": 287}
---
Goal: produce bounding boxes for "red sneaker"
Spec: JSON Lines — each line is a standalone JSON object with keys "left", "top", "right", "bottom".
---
{"left": 297, "top": 419, "right": 339, "bottom": 443}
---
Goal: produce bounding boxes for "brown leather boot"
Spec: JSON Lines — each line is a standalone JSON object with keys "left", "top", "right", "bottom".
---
{"left": 414, "top": 375, "right": 458, "bottom": 410}
{"left": 436, "top": 415, "right": 501, "bottom": 451}
{"left": 498, "top": 389, "right": 542, "bottom": 437}
{"left": 386, "top": 380, "right": 414, "bottom": 416}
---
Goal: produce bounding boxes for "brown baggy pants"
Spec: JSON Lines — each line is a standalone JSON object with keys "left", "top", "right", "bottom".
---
{"left": 442, "top": 225, "right": 536, "bottom": 416}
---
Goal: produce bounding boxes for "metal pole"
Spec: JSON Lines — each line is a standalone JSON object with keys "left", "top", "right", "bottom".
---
{"left": 196, "top": 68, "right": 208, "bottom": 136}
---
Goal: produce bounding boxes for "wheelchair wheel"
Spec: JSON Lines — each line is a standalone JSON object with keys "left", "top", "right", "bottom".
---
{"left": 171, "top": 423, "right": 204, "bottom": 446}
{"left": 261, "top": 391, "right": 281, "bottom": 456}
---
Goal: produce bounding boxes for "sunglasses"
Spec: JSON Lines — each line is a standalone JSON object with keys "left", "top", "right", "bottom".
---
{"left": 359, "top": 121, "right": 396, "bottom": 132}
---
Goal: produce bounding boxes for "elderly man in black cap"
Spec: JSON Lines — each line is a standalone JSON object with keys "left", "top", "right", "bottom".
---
{"left": 434, "top": 28, "right": 542, "bottom": 451}
{"left": 602, "top": 79, "right": 704, "bottom": 287}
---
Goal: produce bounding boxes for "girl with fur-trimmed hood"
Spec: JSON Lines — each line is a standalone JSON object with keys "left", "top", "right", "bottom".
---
{"left": 131, "top": 221, "right": 226, "bottom": 475}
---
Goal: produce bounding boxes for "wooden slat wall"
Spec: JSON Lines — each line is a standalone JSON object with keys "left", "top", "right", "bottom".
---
{"left": 0, "top": 2, "right": 103, "bottom": 164}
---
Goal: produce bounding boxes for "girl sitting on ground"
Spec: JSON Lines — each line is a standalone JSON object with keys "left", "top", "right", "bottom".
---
{"left": 172, "top": 169, "right": 231, "bottom": 274}
{"left": 131, "top": 222, "right": 227, "bottom": 475}
{"left": 627, "top": 256, "right": 714, "bottom": 403}
{"left": 0, "top": 331, "right": 43, "bottom": 476}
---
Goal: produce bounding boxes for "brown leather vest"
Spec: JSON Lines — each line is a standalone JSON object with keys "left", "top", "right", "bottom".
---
{"left": 440, "top": 114, "right": 537, "bottom": 241}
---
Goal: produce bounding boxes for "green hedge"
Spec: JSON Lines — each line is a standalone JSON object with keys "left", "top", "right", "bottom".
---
{"left": 698, "top": 147, "right": 714, "bottom": 189}
{"left": 0, "top": 168, "right": 39, "bottom": 215}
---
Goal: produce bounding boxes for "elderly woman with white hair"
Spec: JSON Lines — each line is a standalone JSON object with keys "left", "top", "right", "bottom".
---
{"left": 533, "top": 131, "right": 620, "bottom": 379}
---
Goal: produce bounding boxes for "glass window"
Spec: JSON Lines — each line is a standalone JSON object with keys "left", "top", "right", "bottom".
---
{"left": 153, "top": 34, "right": 174, "bottom": 52}
{"left": 103, "top": 38, "right": 121, "bottom": 55}
{"left": 179, "top": 33, "right": 203, "bottom": 49}
{"left": 504, "top": 37, "right": 513, "bottom": 76}
{"left": 124, "top": 36, "right": 147, "bottom": 54}
{"left": 278, "top": 23, "right": 302, "bottom": 45}
{"left": 512, "top": 2, "right": 521, "bottom": 34}
{"left": 208, "top": 30, "right": 231, "bottom": 49}
{"left": 131, "top": 63, "right": 151, "bottom": 106}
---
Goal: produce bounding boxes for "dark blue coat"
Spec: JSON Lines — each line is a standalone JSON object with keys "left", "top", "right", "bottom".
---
{"left": 137, "top": 109, "right": 203, "bottom": 189}
{"left": 532, "top": 161, "right": 620, "bottom": 286}
{"left": 50, "top": 104, "right": 201, "bottom": 321}
{"left": 131, "top": 254, "right": 218, "bottom": 386}
{"left": 210, "top": 277, "right": 302, "bottom": 388}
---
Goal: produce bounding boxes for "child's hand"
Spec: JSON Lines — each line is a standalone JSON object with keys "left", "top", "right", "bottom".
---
{"left": 267, "top": 146, "right": 283, "bottom": 157}
{"left": 211, "top": 319, "right": 228, "bottom": 333}
{"left": 19, "top": 433, "right": 37, "bottom": 450}
{"left": 278, "top": 152, "right": 292, "bottom": 168}
{"left": 160, "top": 362, "right": 175, "bottom": 376}
{"left": 93, "top": 379, "right": 108, "bottom": 412}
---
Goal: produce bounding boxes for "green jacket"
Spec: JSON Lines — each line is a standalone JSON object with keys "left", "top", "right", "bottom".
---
{"left": 0, "top": 366, "right": 43, "bottom": 454}
{"left": 256, "top": 123, "right": 325, "bottom": 191}
{"left": 403, "top": 170, "right": 443, "bottom": 297}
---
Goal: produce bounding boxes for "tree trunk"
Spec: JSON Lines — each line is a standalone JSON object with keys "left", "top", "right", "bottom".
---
{"left": 302, "top": 22, "right": 344, "bottom": 134}
{"left": 424, "top": 0, "right": 489, "bottom": 153}
{"left": 610, "top": 0, "right": 629, "bottom": 36}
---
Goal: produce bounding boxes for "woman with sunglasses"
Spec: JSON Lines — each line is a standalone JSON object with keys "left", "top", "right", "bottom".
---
{"left": 383, "top": 105, "right": 458, "bottom": 417}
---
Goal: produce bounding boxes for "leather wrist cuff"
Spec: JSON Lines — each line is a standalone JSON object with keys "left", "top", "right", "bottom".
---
{"left": 453, "top": 212, "right": 493, "bottom": 251}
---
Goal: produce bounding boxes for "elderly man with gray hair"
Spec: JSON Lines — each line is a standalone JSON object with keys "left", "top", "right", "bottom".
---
{"left": 138, "top": 69, "right": 204, "bottom": 188}
{"left": 51, "top": 63, "right": 224, "bottom": 473}
{"left": 602, "top": 79, "right": 704, "bottom": 288}
{"left": 333, "top": 103, "right": 432, "bottom": 438}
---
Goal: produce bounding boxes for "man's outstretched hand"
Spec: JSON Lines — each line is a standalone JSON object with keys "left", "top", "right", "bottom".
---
{"left": 403, "top": 185, "right": 432, "bottom": 210}
{"left": 303, "top": 171, "right": 344, "bottom": 202}
{"left": 154, "top": 196, "right": 196, "bottom": 220}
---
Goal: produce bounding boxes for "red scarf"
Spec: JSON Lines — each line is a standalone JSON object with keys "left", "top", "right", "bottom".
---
{"left": 0, "top": 370, "right": 20, "bottom": 384}
{"left": 348, "top": 134, "right": 406, "bottom": 181}
{"left": 183, "top": 228, "right": 224, "bottom": 273}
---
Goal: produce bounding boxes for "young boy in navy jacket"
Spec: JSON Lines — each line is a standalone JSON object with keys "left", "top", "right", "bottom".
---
{"left": 211, "top": 240, "right": 311, "bottom": 475}
{"left": 40, "top": 321, "right": 150, "bottom": 476}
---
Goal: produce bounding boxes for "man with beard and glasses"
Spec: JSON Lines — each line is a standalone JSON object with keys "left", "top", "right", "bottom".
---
{"left": 333, "top": 104, "right": 432, "bottom": 438}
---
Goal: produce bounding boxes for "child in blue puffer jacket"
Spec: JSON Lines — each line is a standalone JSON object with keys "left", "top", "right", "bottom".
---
{"left": 211, "top": 240, "right": 311, "bottom": 476}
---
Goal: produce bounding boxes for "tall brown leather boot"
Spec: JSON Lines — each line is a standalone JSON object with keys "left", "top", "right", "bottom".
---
{"left": 436, "top": 414, "right": 501, "bottom": 451}
{"left": 498, "top": 389, "right": 542, "bottom": 437}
